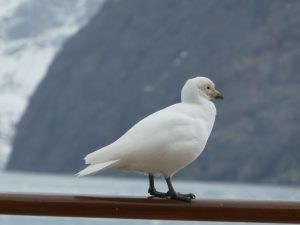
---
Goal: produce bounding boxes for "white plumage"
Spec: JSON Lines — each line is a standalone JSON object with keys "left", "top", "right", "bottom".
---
{"left": 77, "top": 76, "right": 223, "bottom": 201}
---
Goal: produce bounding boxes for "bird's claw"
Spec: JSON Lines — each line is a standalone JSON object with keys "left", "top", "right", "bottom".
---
{"left": 167, "top": 191, "right": 195, "bottom": 202}
{"left": 180, "top": 193, "right": 196, "bottom": 199}
{"left": 148, "top": 188, "right": 169, "bottom": 198}
{"left": 148, "top": 188, "right": 195, "bottom": 202}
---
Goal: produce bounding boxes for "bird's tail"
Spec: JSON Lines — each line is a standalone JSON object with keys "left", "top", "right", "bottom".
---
{"left": 76, "top": 159, "right": 119, "bottom": 177}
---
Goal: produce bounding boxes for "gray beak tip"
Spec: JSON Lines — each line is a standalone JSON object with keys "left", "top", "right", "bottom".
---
{"left": 214, "top": 92, "right": 224, "bottom": 100}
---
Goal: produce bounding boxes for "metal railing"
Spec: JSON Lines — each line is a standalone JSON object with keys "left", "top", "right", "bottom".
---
{"left": 0, "top": 193, "right": 299, "bottom": 223}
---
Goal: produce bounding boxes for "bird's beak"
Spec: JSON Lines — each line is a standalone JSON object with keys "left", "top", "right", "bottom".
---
{"left": 213, "top": 89, "right": 224, "bottom": 100}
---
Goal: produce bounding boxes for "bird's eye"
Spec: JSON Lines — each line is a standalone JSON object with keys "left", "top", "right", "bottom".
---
{"left": 207, "top": 86, "right": 210, "bottom": 90}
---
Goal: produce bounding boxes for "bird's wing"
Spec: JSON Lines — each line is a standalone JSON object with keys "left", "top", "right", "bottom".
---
{"left": 85, "top": 104, "right": 202, "bottom": 165}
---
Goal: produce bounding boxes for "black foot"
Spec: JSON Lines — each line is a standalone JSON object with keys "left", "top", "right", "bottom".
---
{"left": 179, "top": 193, "right": 196, "bottom": 199}
{"left": 167, "top": 191, "right": 196, "bottom": 202}
{"left": 148, "top": 187, "right": 169, "bottom": 198}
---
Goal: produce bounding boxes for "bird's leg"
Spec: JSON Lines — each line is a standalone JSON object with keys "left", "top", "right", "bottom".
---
{"left": 148, "top": 174, "right": 168, "bottom": 198}
{"left": 165, "top": 177, "right": 196, "bottom": 202}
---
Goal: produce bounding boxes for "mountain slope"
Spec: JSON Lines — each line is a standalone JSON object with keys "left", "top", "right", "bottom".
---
{"left": 7, "top": 0, "right": 300, "bottom": 184}
{"left": 0, "top": 0, "right": 104, "bottom": 169}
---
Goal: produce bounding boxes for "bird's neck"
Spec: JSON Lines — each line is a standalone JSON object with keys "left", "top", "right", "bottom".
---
{"left": 181, "top": 93, "right": 210, "bottom": 105}
{"left": 181, "top": 83, "right": 209, "bottom": 104}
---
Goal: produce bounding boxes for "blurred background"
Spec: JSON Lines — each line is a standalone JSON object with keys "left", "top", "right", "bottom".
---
{"left": 0, "top": 0, "right": 300, "bottom": 224}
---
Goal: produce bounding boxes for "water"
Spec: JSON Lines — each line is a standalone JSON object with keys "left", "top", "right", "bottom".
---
{"left": 0, "top": 172, "right": 299, "bottom": 225}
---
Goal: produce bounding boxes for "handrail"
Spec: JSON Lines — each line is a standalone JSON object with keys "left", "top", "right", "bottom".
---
{"left": 0, "top": 193, "right": 299, "bottom": 223}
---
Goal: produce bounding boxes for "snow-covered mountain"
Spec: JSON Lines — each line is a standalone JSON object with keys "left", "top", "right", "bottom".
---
{"left": 0, "top": 0, "right": 105, "bottom": 169}
{"left": 8, "top": 0, "right": 300, "bottom": 184}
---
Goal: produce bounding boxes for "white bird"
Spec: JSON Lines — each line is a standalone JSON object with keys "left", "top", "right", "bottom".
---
{"left": 77, "top": 76, "right": 223, "bottom": 201}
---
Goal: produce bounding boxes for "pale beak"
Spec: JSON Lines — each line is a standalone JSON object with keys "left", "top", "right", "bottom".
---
{"left": 213, "top": 89, "right": 224, "bottom": 100}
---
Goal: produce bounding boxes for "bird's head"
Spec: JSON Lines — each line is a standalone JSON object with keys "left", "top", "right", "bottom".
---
{"left": 181, "top": 76, "right": 223, "bottom": 103}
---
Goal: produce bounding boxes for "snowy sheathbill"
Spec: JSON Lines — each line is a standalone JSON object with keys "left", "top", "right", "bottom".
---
{"left": 77, "top": 76, "right": 223, "bottom": 202}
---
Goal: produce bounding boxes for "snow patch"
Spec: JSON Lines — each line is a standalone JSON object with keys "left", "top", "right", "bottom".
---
{"left": 0, "top": 0, "right": 105, "bottom": 169}
{"left": 173, "top": 50, "right": 188, "bottom": 66}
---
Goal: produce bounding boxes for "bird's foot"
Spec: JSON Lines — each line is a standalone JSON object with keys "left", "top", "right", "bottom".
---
{"left": 148, "top": 187, "right": 169, "bottom": 198}
{"left": 167, "top": 191, "right": 195, "bottom": 202}
{"left": 179, "top": 193, "right": 196, "bottom": 199}
{"left": 148, "top": 187, "right": 195, "bottom": 202}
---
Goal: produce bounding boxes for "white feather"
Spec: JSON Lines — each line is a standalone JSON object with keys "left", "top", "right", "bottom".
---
{"left": 77, "top": 77, "right": 220, "bottom": 178}
{"left": 76, "top": 160, "right": 118, "bottom": 177}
